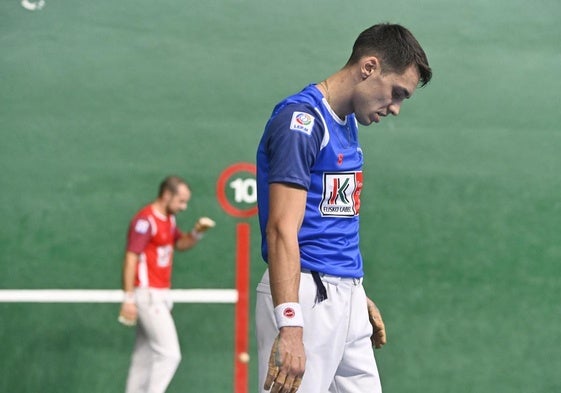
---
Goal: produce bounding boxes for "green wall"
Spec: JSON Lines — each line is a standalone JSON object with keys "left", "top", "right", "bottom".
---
{"left": 1, "top": 0, "right": 560, "bottom": 392}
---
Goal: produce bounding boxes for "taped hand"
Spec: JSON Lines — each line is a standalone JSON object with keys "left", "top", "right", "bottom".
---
{"left": 264, "top": 328, "right": 306, "bottom": 393}
{"left": 118, "top": 302, "right": 137, "bottom": 327}
{"left": 367, "top": 297, "right": 386, "bottom": 348}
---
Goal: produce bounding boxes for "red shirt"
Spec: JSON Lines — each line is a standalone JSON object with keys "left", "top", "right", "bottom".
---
{"left": 126, "top": 205, "right": 182, "bottom": 288}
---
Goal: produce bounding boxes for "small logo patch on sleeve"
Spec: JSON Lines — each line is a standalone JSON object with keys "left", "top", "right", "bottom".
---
{"left": 134, "top": 219, "right": 150, "bottom": 234}
{"left": 290, "top": 111, "right": 315, "bottom": 135}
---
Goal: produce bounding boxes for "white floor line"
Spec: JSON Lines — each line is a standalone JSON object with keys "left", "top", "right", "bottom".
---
{"left": 0, "top": 289, "right": 238, "bottom": 303}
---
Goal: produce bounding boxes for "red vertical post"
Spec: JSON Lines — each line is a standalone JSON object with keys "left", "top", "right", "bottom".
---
{"left": 216, "top": 163, "right": 256, "bottom": 393}
{"left": 234, "top": 222, "right": 250, "bottom": 393}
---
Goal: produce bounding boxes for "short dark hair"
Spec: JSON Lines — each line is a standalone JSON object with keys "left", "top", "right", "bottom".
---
{"left": 346, "top": 23, "right": 432, "bottom": 87}
{"left": 158, "top": 175, "right": 189, "bottom": 197}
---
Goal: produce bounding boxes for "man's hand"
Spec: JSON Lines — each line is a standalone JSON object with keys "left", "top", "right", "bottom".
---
{"left": 264, "top": 327, "right": 306, "bottom": 393}
{"left": 366, "top": 297, "right": 386, "bottom": 348}
{"left": 194, "top": 217, "right": 216, "bottom": 233}
{"left": 118, "top": 301, "right": 137, "bottom": 327}
{"left": 178, "top": 217, "right": 215, "bottom": 249}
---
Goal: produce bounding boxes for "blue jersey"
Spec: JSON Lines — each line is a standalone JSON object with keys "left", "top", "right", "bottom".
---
{"left": 256, "top": 84, "right": 364, "bottom": 278}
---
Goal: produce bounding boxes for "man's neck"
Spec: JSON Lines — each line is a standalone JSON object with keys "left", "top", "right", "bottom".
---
{"left": 318, "top": 68, "right": 356, "bottom": 120}
{"left": 151, "top": 200, "right": 168, "bottom": 217}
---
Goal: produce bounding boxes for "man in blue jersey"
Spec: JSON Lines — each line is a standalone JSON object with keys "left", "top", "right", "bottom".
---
{"left": 256, "top": 23, "right": 432, "bottom": 393}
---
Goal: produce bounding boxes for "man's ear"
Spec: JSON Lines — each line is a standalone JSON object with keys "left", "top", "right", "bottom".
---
{"left": 361, "top": 56, "right": 381, "bottom": 79}
{"left": 161, "top": 189, "right": 173, "bottom": 203}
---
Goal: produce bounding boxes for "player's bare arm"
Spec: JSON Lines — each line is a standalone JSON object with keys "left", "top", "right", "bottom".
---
{"left": 175, "top": 217, "right": 215, "bottom": 251}
{"left": 264, "top": 183, "right": 307, "bottom": 392}
{"left": 267, "top": 184, "right": 305, "bottom": 305}
{"left": 366, "top": 296, "right": 387, "bottom": 348}
{"left": 119, "top": 251, "right": 139, "bottom": 326}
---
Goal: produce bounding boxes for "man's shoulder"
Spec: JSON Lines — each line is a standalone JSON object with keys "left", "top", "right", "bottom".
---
{"left": 272, "top": 84, "right": 322, "bottom": 116}
{"left": 130, "top": 205, "right": 155, "bottom": 229}
{"left": 268, "top": 94, "right": 324, "bottom": 137}
{"left": 133, "top": 204, "right": 153, "bottom": 219}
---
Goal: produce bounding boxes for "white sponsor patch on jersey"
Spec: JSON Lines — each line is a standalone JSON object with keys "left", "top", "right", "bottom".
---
{"left": 134, "top": 219, "right": 150, "bottom": 234}
{"left": 320, "top": 172, "right": 363, "bottom": 217}
{"left": 290, "top": 111, "right": 315, "bottom": 135}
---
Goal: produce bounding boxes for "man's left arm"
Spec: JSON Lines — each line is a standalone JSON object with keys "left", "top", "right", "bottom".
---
{"left": 175, "top": 217, "right": 215, "bottom": 251}
{"left": 367, "top": 296, "right": 387, "bottom": 349}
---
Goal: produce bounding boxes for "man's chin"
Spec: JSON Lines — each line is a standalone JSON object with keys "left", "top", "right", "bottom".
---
{"left": 357, "top": 118, "right": 375, "bottom": 126}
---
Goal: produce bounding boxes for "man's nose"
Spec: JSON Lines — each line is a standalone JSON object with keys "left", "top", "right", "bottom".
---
{"left": 388, "top": 103, "right": 400, "bottom": 116}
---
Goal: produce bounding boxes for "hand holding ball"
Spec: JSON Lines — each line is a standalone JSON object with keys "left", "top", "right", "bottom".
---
{"left": 194, "top": 217, "right": 216, "bottom": 233}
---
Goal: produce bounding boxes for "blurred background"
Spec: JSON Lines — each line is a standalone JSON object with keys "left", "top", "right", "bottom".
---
{"left": 1, "top": 0, "right": 560, "bottom": 392}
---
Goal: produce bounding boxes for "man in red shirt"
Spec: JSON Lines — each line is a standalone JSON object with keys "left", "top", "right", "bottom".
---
{"left": 118, "top": 175, "right": 215, "bottom": 393}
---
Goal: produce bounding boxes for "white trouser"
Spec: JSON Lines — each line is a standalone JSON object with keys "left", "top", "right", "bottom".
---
{"left": 125, "top": 288, "right": 181, "bottom": 393}
{"left": 256, "top": 269, "right": 382, "bottom": 393}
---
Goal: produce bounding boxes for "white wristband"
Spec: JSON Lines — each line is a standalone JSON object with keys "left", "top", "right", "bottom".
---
{"left": 123, "top": 291, "right": 135, "bottom": 304}
{"left": 274, "top": 302, "right": 304, "bottom": 328}
{"left": 190, "top": 229, "right": 204, "bottom": 240}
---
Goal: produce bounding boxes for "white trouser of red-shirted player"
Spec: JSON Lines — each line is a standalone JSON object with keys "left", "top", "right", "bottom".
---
{"left": 125, "top": 288, "right": 181, "bottom": 393}
{"left": 256, "top": 269, "right": 382, "bottom": 393}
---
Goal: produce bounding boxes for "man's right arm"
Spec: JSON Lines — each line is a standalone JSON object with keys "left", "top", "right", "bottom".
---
{"left": 118, "top": 251, "right": 139, "bottom": 325}
{"left": 264, "top": 182, "right": 307, "bottom": 392}
{"left": 261, "top": 104, "right": 323, "bottom": 391}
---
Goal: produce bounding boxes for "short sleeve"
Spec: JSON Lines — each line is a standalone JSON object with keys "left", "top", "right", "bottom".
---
{"left": 126, "top": 217, "right": 151, "bottom": 254}
{"left": 264, "top": 104, "right": 324, "bottom": 189}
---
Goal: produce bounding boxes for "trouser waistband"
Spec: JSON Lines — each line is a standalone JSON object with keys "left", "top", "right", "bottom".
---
{"left": 300, "top": 269, "right": 363, "bottom": 304}
{"left": 134, "top": 288, "right": 171, "bottom": 303}
{"left": 301, "top": 269, "right": 363, "bottom": 285}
